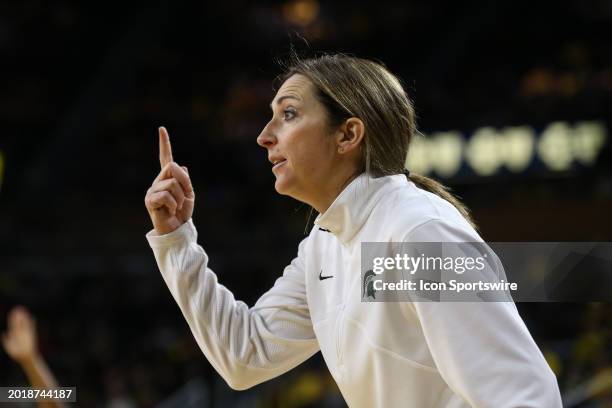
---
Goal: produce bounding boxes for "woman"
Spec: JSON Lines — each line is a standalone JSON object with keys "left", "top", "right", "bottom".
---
{"left": 144, "top": 54, "right": 562, "bottom": 407}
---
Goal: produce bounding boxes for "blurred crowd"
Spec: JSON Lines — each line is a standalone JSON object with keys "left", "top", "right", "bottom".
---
{"left": 1, "top": 0, "right": 611, "bottom": 407}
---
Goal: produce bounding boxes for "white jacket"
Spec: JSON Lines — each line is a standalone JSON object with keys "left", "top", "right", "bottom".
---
{"left": 146, "top": 173, "right": 562, "bottom": 407}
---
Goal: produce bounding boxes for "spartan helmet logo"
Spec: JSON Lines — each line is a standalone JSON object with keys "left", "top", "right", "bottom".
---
{"left": 362, "top": 269, "right": 377, "bottom": 299}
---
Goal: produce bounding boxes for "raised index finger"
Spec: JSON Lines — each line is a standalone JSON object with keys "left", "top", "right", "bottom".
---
{"left": 159, "top": 126, "right": 173, "bottom": 168}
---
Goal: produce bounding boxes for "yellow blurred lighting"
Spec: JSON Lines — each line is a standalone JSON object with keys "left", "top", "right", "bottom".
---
{"left": 406, "top": 121, "right": 607, "bottom": 177}
{"left": 283, "top": 0, "right": 319, "bottom": 27}
{"left": 406, "top": 134, "right": 432, "bottom": 175}
{"left": 502, "top": 126, "right": 535, "bottom": 173}
{"left": 465, "top": 127, "right": 502, "bottom": 176}
{"left": 432, "top": 131, "right": 463, "bottom": 177}
{"left": 573, "top": 121, "right": 607, "bottom": 165}
{"left": 538, "top": 122, "right": 573, "bottom": 171}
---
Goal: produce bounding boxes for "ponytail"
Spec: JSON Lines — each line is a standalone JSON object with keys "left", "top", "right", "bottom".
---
{"left": 407, "top": 173, "right": 478, "bottom": 231}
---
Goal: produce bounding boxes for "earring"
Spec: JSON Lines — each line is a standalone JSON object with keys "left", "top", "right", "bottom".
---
{"left": 338, "top": 147, "right": 344, "bottom": 153}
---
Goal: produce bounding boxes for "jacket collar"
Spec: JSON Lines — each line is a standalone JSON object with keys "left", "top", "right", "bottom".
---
{"left": 314, "top": 172, "right": 407, "bottom": 244}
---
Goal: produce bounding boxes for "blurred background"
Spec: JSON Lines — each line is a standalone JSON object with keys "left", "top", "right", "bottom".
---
{"left": 1, "top": 0, "right": 611, "bottom": 406}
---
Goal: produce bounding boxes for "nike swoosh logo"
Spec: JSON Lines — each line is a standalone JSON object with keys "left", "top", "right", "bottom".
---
{"left": 319, "top": 270, "right": 334, "bottom": 281}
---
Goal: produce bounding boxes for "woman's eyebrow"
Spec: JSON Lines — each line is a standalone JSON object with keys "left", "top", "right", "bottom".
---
{"left": 270, "top": 95, "right": 301, "bottom": 110}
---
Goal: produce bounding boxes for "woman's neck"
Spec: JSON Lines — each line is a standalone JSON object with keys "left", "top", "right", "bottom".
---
{"left": 310, "top": 170, "right": 362, "bottom": 214}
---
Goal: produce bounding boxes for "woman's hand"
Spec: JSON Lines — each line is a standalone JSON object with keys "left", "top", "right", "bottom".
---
{"left": 145, "top": 127, "right": 195, "bottom": 235}
{"left": 2, "top": 306, "right": 39, "bottom": 365}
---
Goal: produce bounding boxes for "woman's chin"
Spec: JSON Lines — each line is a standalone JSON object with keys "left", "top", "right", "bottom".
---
{"left": 274, "top": 176, "right": 295, "bottom": 196}
{"left": 274, "top": 179, "right": 289, "bottom": 195}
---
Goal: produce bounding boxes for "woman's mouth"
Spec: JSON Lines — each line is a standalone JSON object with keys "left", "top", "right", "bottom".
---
{"left": 272, "top": 159, "right": 287, "bottom": 169}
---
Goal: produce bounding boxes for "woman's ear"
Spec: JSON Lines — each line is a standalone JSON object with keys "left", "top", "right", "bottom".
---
{"left": 336, "top": 117, "right": 365, "bottom": 154}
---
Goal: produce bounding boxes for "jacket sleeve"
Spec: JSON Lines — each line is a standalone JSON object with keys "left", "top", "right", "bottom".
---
{"left": 146, "top": 219, "right": 319, "bottom": 390}
{"left": 402, "top": 219, "right": 562, "bottom": 408}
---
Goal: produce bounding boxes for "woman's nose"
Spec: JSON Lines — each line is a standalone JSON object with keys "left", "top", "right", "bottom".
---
{"left": 257, "top": 125, "right": 277, "bottom": 148}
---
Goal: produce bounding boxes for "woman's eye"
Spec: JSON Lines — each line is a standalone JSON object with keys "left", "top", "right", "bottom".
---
{"left": 283, "top": 109, "right": 296, "bottom": 121}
